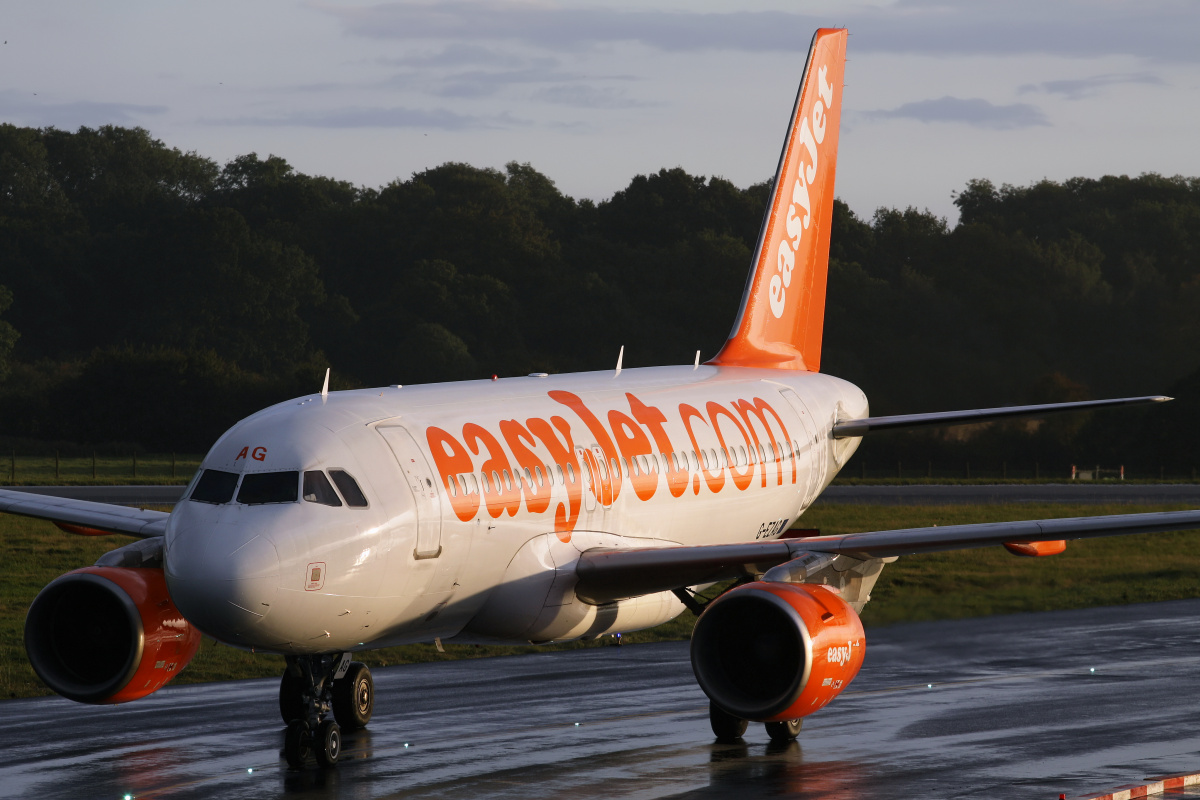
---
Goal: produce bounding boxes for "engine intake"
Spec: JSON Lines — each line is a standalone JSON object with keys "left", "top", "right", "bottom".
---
{"left": 690, "top": 581, "right": 865, "bottom": 722}
{"left": 24, "top": 566, "right": 201, "bottom": 704}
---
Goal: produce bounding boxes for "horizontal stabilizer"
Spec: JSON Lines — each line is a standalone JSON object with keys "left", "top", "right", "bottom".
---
{"left": 831, "top": 395, "right": 1170, "bottom": 439}
{"left": 0, "top": 488, "right": 168, "bottom": 539}
{"left": 575, "top": 507, "right": 1200, "bottom": 604}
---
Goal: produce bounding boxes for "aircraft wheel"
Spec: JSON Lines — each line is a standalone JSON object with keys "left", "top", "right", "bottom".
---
{"left": 315, "top": 719, "right": 342, "bottom": 768}
{"left": 708, "top": 700, "right": 748, "bottom": 742}
{"left": 333, "top": 662, "right": 373, "bottom": 730}
{"left": 279, "top": 670, "right": 305, "bottom": 724}
{"left": 284, "top": 720, "right": 311, "bottom": 769}
{"left": 764, "top": 718, "right": 803, "bottom": 742}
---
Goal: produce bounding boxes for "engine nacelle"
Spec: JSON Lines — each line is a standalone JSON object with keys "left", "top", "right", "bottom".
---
{"left": 24, "top": 566, "right": 201, "bottom": 704}
{"left": 690, "top": 581, "right": 865, "bottom": 722}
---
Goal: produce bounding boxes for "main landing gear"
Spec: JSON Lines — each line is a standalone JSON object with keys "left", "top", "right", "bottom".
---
{"left": 708, "top": 701, "right": 802, "bottom": 743}
{"left": 280, "top": 654, "right": 375, "bottom": 769}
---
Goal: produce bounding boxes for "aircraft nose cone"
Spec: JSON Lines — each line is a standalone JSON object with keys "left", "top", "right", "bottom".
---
{"left": 166, "top": 532, "right": 280, "bottom": 642}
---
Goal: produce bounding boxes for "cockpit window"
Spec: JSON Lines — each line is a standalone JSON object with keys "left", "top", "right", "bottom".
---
{"left": 189, "top": 469, "right": 239, "bottom": 504}
{"left": 329, "top": 469, "right": 369, "bottom": 508}
{"left": 237, "top": 471, "right": 300, "bottom": 505}
{"left": 303, "top": 471, "right": 343, "bottom": 507}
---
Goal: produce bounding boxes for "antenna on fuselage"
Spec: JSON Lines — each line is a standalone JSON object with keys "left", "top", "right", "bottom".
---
{"left": 321, "top": 367, "right": 330, "bottom": 400}
{"left": 614, "top": 345, "right": 624, "bottom": 377}
{"left": 694, "top": 350, "right": 701, "bottom": 369}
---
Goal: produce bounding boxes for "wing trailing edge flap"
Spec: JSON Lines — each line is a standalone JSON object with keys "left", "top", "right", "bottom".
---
{"left": 831, "top": 395, "right": 1170, "bottom": 439}
{"left": 0, "top": 488, "right": 168, "bottom": 539}
{"left": 574, "top": 509, "right": 1200, "bottom": 605}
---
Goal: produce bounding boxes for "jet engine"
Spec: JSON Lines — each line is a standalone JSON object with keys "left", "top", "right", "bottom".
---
{"left": 690, "top": 581, "right": 865, "bottom": 722}
{"left": 24, "top": 566, "right": 201, "bottom": 704}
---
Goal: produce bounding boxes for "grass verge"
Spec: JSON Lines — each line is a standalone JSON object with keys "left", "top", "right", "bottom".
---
{"left": 3, "top": 502, "right": 1199, "bottom": 699}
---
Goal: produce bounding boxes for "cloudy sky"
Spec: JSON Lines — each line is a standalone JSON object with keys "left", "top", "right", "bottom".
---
{"left": 3, "top": 0, "right": 1198, "bottom": 222}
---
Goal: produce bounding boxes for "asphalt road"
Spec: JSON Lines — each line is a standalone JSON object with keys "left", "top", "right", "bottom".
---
{"left": 10, "top": 482, "right": 1200, "bottom": 508}
{"left": 4, "top": 599, "right": 1200, "bottom": 799}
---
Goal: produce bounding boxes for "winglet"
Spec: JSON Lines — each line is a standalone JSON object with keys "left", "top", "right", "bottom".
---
{"left": 708, "top": 28, "right": 847, "bottom": 372}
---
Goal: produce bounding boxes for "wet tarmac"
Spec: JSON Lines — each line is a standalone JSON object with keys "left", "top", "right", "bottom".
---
{"left": 4, "top": 599, "right": 1200, "bottom": 799}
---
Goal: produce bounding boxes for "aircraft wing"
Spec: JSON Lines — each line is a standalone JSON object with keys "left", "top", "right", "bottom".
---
{"left": 831, "top": 395, "right": 1170, "bottom": 438}
{"left": 574, "top": 508, "right": 1200, "bottom": 604}
{"left": 0, "top": 488, "right": 168, "bottom": 538}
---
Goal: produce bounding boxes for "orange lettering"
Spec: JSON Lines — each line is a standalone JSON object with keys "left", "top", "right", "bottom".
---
{"left": 499, "top": 420, "right": 551, "bottom": 515}
{"left": 627, "top": 393, "right": 685, "bottom": 498}
{"left": 549, "top": 391, "right": 623, "bottom": 504}
{"left": 608, "top": 409, "right": 657, "bottom": 501}
{"left": 733, "top": 397, "right": 797, "bottom": 486}
{"left": 527, "top": 416, "right": 581, "bottom": 537}
{"left": 426, "top": 426, "right": 479, "bottom": 522}
{"left": 708, "top": 402, "right": 754, "bottom": 491}
{"left": 680, "top": 404, "right": 725, "bottom": 494}
{"left": 252, "top": 446, "right": 267, "bottom": 462}
{"left": 235, "top": 446, "right": 249, "bottom": 461}
{"left": 463, "top": 423, "right": 521, "bottom": 518}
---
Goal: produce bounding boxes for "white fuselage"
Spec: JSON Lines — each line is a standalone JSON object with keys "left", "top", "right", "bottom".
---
{"left": 163, "top": 365, "right": 866, "bottom": 655}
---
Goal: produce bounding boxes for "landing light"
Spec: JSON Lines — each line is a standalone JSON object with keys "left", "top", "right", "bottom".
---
{"left": 1090, "top": 667, "right": 1095, "bottom": 673}
{"left": 927, "top": 684, "right": 932, "bottom": 689}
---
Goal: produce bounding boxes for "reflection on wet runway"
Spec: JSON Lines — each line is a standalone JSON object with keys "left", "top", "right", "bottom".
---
{"left": 4, "top": 599, "right": 1200, "bottom": 799}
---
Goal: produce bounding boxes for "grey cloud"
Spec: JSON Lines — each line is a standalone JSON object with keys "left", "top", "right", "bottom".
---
{"left": 1018, "top": 72, "right": 1166, "bottom": 100}
{"left": 326, "top": 1, "right": 1200, "bottom": 63}
{"left": 216, "top": 106, "right": 526, "bottom": 130}
{"left": 867, "top": 96, "right": 1050, "bottom": 130}
{"left": 533, "top": 85, "right": 654, "bottom": 109}
{"left": 383, "top": 43, "right": 536, "bottom": 69}
{"left": 0, "top": 91, "right": 165, "bottom": 127}
{"left": 427, "top": 67, "right": 588, "bottom": 98}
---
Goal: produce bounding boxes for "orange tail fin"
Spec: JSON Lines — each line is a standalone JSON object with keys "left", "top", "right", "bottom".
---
{"left": 709, "top": 28, "right": 847, "bottom": 372}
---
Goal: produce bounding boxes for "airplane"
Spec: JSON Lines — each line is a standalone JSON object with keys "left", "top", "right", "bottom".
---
{"left": 4, "top": 27, "right": 1199, "bottom": 770}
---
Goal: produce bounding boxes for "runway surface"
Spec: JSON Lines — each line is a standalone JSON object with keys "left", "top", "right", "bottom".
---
{"left": 5, "top": 600, "right": 1200, "bottom": 799}
{"left": 11, "top": 482, "right": 1200, "bottom": 507}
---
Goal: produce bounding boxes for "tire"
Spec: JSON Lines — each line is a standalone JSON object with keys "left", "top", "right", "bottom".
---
{"left": 284, "top": 720, "right": 311, "bottom": 769}
{"left": 709, "top": 700, "right": 748, "bottom": 742}
{"left": 315, "top": 719, "right": 342, "bottom": 768}
{"left": 764, "top": 718, "right": 803, "bottom": 742}
{"left": 333, "top": 662, "right": 374, "bottom": 730}
{"left": 279, "top": 671, "right": 306, "bottom": 724}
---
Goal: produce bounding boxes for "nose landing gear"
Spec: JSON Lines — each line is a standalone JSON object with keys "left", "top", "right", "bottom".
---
{"left": 280, "top": 653, "right": 374, "bottom": 769}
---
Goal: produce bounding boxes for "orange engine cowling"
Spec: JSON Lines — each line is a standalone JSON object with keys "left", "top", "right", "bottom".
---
{"left": 690, "top": 582, "right": 865, "bottom": 722}
{"left": 24, "top": 566, "right": 201, "bottom": 704}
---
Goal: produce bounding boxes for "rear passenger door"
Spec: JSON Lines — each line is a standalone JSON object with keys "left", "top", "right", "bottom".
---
{"left": 377, "top": 425, "right": 443, "bottom": 559}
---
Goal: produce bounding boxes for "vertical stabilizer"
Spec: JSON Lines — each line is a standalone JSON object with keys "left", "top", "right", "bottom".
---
{"left": 709, "top": 28, "right": 847, "bottom": 372}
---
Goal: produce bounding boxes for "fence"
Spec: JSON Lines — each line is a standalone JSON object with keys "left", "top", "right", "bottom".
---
{"left": 1, "top": 452, "right": 202, "bottom": 484}
{"left": 845, "top": 461, "right": 1198, "bottom": 481}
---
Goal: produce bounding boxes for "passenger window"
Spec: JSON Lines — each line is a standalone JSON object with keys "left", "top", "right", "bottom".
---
{"left": 329, "top": 469, "right": 369, "bottom": 507}
{"left": 238, "top": 471, "right": 300, "bottom": 505}
{"left": 557, "top": 465, "right": 565, "bottom": 483}
{"left": 303, "top": 471, "right": 343, "bottom": 507}
{"left": 503, "top": 469, "right": 513, "bottom": 491}
{"left": 469, "top": 474, "right": 479, "bottom": 494}
{"left": 481, "top": 472, "right": 491, "bottom": 492}
{"left": 190, "top": 469, "right": 239, "bottom": 504}
{"left": 535, "top": 466, "right": 544, "bottom": 485}
{"left": 567, "top": 463, "right": 575, "bottom": 482}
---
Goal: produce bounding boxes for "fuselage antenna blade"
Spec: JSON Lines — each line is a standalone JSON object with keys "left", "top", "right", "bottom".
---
{"left": 694, "top": 350, "right": 701, "bottom": 369}
{"left": 321, "top": 367, "right": 330, "bottom": 400}
{"left": 615, "top": 346, "right": 624, "bottom": 377}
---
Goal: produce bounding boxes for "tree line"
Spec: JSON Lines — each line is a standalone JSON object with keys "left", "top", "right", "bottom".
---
{"left": 0, "top": 123, "right": 1198, "bottom": 472}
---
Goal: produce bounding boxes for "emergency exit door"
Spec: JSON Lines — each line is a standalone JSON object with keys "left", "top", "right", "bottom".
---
{"left": 377, "top": 425, "right": 443, "bottom": 559}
